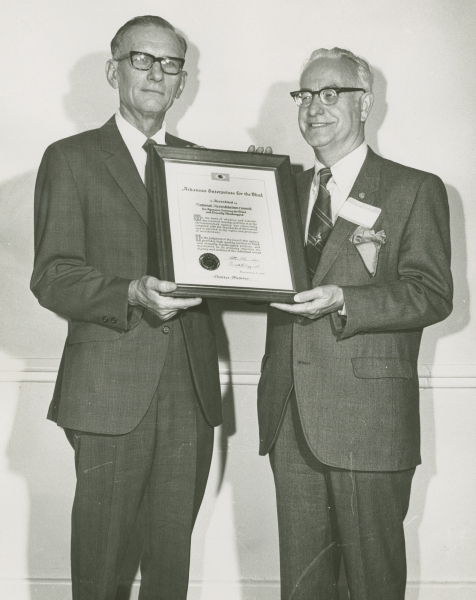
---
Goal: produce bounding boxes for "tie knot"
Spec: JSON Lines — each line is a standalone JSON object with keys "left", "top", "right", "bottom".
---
{"left": 318, "top": 167, "right": 332, "bottom": 186}
{"left": 142, "top": 138, "right": 157, "bottom": 152}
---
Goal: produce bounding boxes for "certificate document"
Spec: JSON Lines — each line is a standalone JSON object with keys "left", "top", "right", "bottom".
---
{"left": 165, "top": 162, "right": 294, "bottom": 291}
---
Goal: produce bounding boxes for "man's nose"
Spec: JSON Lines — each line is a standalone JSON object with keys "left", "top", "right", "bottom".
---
{"left": 307, "top": 95, "right": 326, "bottom": 115}
{"left": 147, "top": 61, "right": 165, "bottom": 81}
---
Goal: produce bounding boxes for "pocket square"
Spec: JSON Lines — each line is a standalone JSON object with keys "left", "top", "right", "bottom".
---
{"left": 349, "top": 226, "right": 386, "bottom": 276}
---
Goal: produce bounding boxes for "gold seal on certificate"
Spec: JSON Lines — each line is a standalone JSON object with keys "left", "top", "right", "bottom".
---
{"left": 144, "top": 146, "right": 309, "bottom": 302}
{"left": 199, "top": 253, "right": 220, "bottom": 271}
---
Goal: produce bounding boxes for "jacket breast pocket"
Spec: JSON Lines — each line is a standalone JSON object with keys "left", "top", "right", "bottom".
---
{"left": 351, "top": 357, "right": 413, "bottom": 379}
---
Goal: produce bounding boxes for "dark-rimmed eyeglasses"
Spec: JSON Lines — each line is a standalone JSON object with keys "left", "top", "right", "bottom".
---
{"left": 115, "top": 51, "right": 185, "bottom": 75}
{"left": 290, "top": 87, "right": 366, "bottom": 107}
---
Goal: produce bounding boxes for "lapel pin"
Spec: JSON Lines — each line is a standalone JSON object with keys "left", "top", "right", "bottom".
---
{"left": 359, "top": 192, "right": 365, "bottom": 199}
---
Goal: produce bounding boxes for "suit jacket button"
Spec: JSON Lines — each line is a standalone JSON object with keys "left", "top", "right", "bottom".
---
{"left": 111, "top": 317, "right": 118, "bottom": 324}
{"left": 161, "top": 325, "right": 170, "bottom": 334}
{"left": 102, "top": 316, "right": 109, "bottom": 323}
{"left": 296, "top": 316, "right": 304, "bottom": 324}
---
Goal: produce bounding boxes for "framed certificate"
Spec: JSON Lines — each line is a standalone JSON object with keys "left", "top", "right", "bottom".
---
{"left": 146, "top": 146, "right": 309, "bottom": 302}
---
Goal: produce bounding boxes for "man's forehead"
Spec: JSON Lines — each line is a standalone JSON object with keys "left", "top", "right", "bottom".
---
{"left": 120, "top": 24, "right": 184, "bottom": 55}
{"left": 301, "top": 57, "right": 354, "bottom": 86}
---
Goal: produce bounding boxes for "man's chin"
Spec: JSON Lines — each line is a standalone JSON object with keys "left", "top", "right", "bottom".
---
{"left": 138, "top": 101, "right": 169, "bottom": 116}
{"left": 303, "top": 133, "right": 332, "bottom": 150}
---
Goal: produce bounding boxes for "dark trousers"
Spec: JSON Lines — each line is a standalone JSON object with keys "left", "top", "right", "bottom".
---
{"left": 270, "top": 394, "right": 415, "bottom": 600}
{"left": 66, "top": 322, "right": 214, "bottom": 600}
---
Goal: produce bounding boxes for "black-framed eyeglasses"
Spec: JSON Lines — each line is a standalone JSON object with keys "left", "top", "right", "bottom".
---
{"left": 115, "top": 51, "right": 185, "bottom": 75}
{"left": 290, "top": 87, "right": 366, "bottom": 107}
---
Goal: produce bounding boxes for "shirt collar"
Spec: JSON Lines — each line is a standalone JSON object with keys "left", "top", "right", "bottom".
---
{"left": 115, "top": 109, "right": 167, "bottom": 149}
{"left": 314, "top": 141, "right": 368, "bottom": 193}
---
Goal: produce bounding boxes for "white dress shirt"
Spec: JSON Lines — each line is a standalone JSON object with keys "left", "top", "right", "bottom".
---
{"left": 304, "top": 142, "right": 368, "bottom": 240}
{"left": 115, "top": 110, "right": 166, "bottom": 184}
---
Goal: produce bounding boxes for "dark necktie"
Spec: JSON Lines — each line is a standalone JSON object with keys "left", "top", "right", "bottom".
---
{"left": 142, "top": 139, "right": 159, "bottom": 277}
{"left": 306, "top": 167, "right": 333, "bottom": 276}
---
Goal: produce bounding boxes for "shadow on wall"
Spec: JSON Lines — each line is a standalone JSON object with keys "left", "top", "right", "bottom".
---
{"left": 365, "top": 67, "right": 387, "bottom": 156}
{"left": 404, "top": 183, "right": 468, "bottom": 599}
{"left": 1, "top": 58, "right": 122, "bottom": 592}
{"left": 0, "top": 163, "right": 75, "bottom": 597}
{"left": 61, "top": 41, "right": 200, "bottom": 136}
{"left": 3, "top": 41, "right": 233, "bottom": 599}
{"left": 63, "top": 52, "right": 118, "bottom": 132}
{"left": 0, "top": 172, "right": 49, "bottom": 598}
{"left": 421, "top": 184, "right": 470, "bottom": 345}
{"left": 247, "top": 79, "right": 309, "bottom": 174}
{"left": 166, "top": 37, "right": 200, "bottom": 137}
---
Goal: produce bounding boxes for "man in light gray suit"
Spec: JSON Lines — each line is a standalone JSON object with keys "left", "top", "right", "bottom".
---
{"left": 31, "top": 15, "right": 222, "bottom": 600}
{"left": 257, "top": 48, "right": 452, "bottom": 599}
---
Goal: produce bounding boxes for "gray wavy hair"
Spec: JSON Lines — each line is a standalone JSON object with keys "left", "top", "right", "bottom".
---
{"left": 301, "top": 47, "right": 373, "bottom": 92}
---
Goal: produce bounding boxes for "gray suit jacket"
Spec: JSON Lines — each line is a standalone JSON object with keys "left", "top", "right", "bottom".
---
{"left": 31, "top": 117, "right": 222, "bottom": 434}
{"left": 257, "top": 148, "right": 452, "bottom": 471}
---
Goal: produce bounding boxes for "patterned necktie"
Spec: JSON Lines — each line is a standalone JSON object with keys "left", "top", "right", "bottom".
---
{"left": 306, "top": 167, "right": 333, "bottom": 276}
{"left": 142, "top": 139, "right": 159, "bottom": 277}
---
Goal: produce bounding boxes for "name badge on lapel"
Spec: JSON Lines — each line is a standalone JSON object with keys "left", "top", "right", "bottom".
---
{"left": 338, "top": 197, "right": 381, "bottom": 228}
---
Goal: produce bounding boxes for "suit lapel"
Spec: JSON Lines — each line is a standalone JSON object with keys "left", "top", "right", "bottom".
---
{"left": 100, "top": 118, "right": 149, "bottom": 224}
{"left": 99, "top": 120, "right": 190, "bottom": 226}
{"left": 312, "top": 147, "right": 383, "bottom": 286}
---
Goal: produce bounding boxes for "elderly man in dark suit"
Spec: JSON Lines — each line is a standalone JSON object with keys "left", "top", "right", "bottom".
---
{"left": 257, "top": 48, "right": 452, "bottom": 600}
{"left": 31, "top": 15, "right": 222, "bottom": 600}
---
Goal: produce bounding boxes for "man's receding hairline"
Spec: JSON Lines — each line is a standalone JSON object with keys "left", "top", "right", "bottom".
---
{"left": 301, "top": 56, "right": 359, "bottom": 86}
{"left": 114, "top": 24, "right": 185, "bottom": 58}
{"left": 300, "top": 48, "right": 374, "bottom": 92}
{"left": 110, "top": 15, "right": 187, "bottom": 58}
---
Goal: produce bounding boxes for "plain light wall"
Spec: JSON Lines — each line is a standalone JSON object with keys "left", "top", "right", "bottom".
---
{"left": 1, "top": 0, "right": 475, "bottom": 598}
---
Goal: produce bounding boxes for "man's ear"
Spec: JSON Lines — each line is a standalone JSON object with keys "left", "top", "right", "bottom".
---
{"left": 360, "top": 92, "right": 374, "bottom": 123}
{"left": 105, "top": 59, "right": 119, "bottom": 90}
{"left": 175, "top": 71, "right": 187, "bottom": 99}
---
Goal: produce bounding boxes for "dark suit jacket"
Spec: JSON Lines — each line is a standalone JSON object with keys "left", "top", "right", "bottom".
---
{"left": 31, "top": 117, "right": 222, "bottom": 435}
{"left": 257, "top": 148, "right": 452, "bottom": 471}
